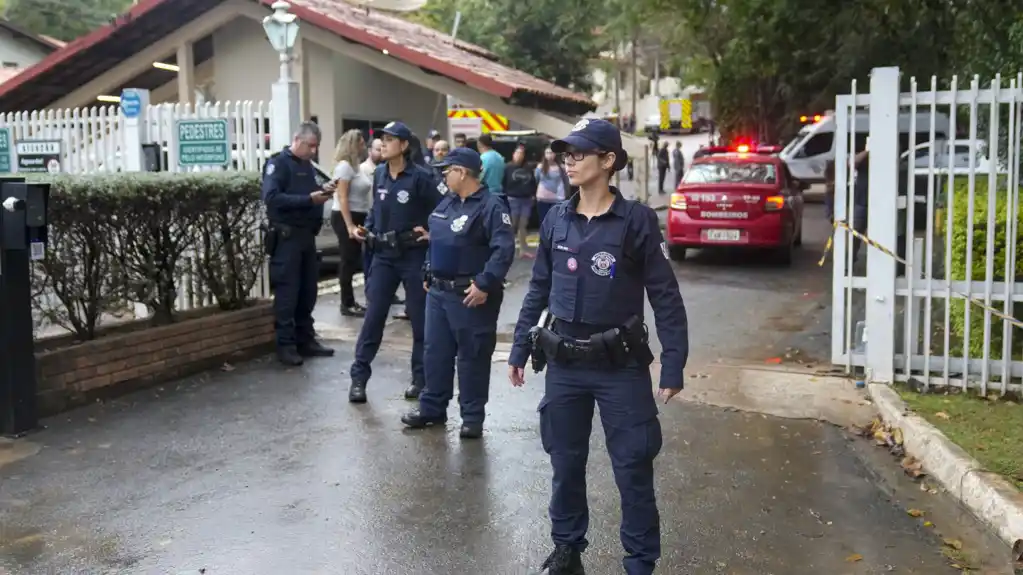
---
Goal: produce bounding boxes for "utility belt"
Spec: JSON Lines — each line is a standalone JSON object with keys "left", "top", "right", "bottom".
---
{"left": 366, "top": 229, "right": 424, "bottom": 252}
{"left": 263, "top": 222, "right": 317, "bottom": 256}
{"left": 428, "top": 275, "right": 474, "bottom": 292}
{"left": 527, "top": 315, "right": 654, "bottom": 371}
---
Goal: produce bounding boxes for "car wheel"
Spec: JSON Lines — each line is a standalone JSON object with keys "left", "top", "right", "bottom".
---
{"left": 669, "top": 246, "right": 688, "bottom": 261}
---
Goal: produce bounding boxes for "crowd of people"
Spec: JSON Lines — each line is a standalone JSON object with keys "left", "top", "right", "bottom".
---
{"left": 260, "top": 118, "right": 688, "bottom": 575}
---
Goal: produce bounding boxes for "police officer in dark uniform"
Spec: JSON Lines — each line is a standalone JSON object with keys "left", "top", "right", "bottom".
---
{"left": 349, "top": 121, "right": 444, "bottom": 403}
{"left": 262, "top": 122, "right": 337, "bottom": 366}
{"left": 508, "top": 119, "right": 689, "bottom": 575}
{"left": 400, "top": 147, "right": 515, "bottom": 438}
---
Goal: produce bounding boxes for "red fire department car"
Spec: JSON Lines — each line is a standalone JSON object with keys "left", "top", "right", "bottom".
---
{"left": 665, "top": 144, "right": 807, "bottom": 265}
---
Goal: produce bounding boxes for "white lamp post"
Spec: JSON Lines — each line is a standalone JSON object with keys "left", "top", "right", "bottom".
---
{"left": 263, "top": 1, "right": 301, "bottom": 152}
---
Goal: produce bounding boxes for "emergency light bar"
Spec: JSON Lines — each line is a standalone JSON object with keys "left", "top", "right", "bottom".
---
{"left": 701, "top": 145, "right": 781, "bottom": 156}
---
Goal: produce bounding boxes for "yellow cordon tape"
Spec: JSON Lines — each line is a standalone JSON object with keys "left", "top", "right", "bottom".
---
{"left": 818, "top": 219, "right": 1023, "bottom": 329}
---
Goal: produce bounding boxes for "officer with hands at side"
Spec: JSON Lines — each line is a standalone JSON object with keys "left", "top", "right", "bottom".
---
{"left": 348, "top": 121, "right": 444, "bottom": 403}
{"left": 262, "top": 122, "right": 338, "bottom": 367}
{"left": 508, "top": 119, "right": 689, "bottom": 575}
{"left": 400, "top": 147, "right": 515, "bottom": 439}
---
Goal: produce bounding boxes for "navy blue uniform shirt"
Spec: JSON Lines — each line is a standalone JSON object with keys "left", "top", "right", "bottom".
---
{"left": 510, "top": 189, "right": 689, "bottom": 389}
{"left": 426, "top": 185, "right": 515, "bottom": 292}
{"left": 260, "top": 147, "right": 322, "bottom": 229}
{"left": 366, "top": 161, "right": 444, "bottom": 245}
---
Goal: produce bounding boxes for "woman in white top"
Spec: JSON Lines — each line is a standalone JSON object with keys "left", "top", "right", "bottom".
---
{"left": 330, "top": 130, "right": 373, "bottom": 317}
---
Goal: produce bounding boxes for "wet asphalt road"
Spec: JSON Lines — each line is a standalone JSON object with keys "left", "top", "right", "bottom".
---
{"left": 0, "top": 204, "right": 1008, "bottom": 573}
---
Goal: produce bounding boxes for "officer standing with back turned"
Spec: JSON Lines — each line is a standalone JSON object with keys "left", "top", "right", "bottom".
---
{"left": 262, "top": 122, "right": 337, "bottom": 366}
{"left": 508, "top": 119, "right": 689, "bottom": 575}
{"left": 349, "top": 121, "right": 443, "bottom": 403}
{"left": 400, "top": 147, "right": 514, "bottom": 438}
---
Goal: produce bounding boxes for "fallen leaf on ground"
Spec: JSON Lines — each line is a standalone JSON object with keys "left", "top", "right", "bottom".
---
{"left": 901, "top": 456, "right": 926, "bottom": 479}
{"left": 221, "top": 363, "right": 235, "bottom": 372}
{"left": 943, "top": 538, "right": 962, "bottom": 551}
{"left": 765, "top": 357, "right": 782, "bottom": 364}
{"left": 907, "top": 508, "right": 925, "bottom": 517}
{"left": 934, "top": 411, "right": 950, "bottom": 420}
{"left": 846, "top": 554, "right": 863, "bottom": 562}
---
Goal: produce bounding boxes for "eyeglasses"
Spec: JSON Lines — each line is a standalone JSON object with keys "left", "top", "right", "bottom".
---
{"left": 558, "top": 150, "right": 608, "bottom": 163}
{"left": 443, "top": 167, "right": 466, "bottom": 177}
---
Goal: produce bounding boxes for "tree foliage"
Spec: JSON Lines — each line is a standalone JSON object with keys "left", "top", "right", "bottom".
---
{"left": 3, "top": 0, "right": 133, "bottom": 42}
{"left": 407, "top": 0, "right": 605, "bottom": 92}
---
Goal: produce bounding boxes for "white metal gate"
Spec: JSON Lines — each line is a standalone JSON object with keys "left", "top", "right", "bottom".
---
{"left": 831, "top": 66, "right": 1023, "bottom": 395}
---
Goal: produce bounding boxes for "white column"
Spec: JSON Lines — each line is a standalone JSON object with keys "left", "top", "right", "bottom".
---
{"left": 865, "top": 66, "right": 900, "bottom": 383}
{"left": 121, "top": 88, "right": 151, "bottom": 172}
{"left": 270, "top": 51, "right": 300, "bottom": 152}
{"left": 176, "top": 42, "right": 195, "bottom": 105}
{"left": 297, "top": 37, "right": 311, "bottom": 122}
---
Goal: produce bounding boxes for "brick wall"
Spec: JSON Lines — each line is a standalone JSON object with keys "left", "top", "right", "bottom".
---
{"left": 35, "top": 303, "right": 275, "bottom": 415}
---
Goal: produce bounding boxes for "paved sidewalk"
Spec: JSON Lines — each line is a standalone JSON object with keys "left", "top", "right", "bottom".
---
{"left": 0, "top": 343, "right": 990, "bottom": 574}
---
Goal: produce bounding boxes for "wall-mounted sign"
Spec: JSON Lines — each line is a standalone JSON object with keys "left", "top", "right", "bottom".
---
{"left": 176, "top": 119, "right": 229, "bottom": 167}
{"left": 15, "top": 140, "right": 62, "bottom": 173}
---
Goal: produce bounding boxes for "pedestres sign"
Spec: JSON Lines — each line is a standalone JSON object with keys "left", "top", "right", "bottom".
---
{"left": 177, "top": 119, "right": 230, "bottom": 167}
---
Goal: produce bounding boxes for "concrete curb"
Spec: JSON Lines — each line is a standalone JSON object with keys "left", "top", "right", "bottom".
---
{"left": 868, "top": 383, "right": 1023, "bottom": 545}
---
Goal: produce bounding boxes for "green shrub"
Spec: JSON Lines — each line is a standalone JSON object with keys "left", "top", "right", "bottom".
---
{"left": 948, "top": 176, "right": 1023, "bottom": 360}
{"left": 29, "top": 172, "right": 265, "bottom": 341}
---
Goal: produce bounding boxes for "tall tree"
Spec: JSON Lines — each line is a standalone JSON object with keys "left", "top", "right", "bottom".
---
{"left": 4, "top": 0, "right": 133, "bottom": 42}
{"left": 407, "top": 0, "right": 603, "bottom": 91}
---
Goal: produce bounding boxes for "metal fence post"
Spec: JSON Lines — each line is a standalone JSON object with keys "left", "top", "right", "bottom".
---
{"left": 865, "top": 67, "right": 900, "bottom": 383}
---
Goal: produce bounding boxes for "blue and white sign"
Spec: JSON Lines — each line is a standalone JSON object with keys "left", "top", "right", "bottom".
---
{"left": 120, "top": 89, "right": 142, "bottom": 118}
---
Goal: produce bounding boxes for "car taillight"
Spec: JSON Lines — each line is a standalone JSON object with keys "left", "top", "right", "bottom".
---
{"left": 670, "top": 192, "right": 687, "bottom": 210}
{"left": 735, "top": 144, "right": 750, "bottom": 153}
{"left": 764, "top": 195, "right": 785, "bottom": 211}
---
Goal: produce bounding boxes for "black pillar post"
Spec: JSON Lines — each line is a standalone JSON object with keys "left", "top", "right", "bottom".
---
{"left": 0, "top": 177, "right": 39, "bottom": 436}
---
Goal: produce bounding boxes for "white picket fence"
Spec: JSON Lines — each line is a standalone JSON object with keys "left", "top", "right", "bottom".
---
{"left": 4, "top": 101, "right": 276, "bottom": 340}
{"left": 831, "top": 67, "right": 1023, "bottom": 394}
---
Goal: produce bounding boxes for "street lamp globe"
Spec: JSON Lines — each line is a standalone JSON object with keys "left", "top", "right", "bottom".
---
{"left": 263, "top": 1, "right": 299, "bottom": 55}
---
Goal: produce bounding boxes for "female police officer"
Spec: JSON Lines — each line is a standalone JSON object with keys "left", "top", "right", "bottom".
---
{"left": 349, "top": 121, "right": 444, "bottom": 403}
{"left": 400, "top": 147, "right": 514, "bottom": 439}
{"left": 507, "top": 119, "right": 689, "bottom": 575}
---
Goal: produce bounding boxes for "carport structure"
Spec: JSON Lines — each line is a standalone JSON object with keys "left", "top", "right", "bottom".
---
{"left": 0, "top": 0, "right": 658, "bottom": 165}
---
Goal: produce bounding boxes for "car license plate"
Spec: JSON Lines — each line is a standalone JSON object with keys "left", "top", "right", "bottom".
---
{"left": 703, "top": 229, "right": 741, "bottom": 242}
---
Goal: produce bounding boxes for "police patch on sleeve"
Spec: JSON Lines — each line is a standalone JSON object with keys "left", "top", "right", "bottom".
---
{"left": 265, "top": 163, "right": 275, "bottom": 175}
{"left": 437, "top": 182, "right": 449, "bottom": 195}
{"left": 501, "top": 213, "right": 512, "bottom": 226}
{"left": 660, "top": 241, "right": 669, "bottom": 259}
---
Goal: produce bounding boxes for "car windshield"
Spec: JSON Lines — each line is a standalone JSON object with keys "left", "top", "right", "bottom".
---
{"left": 683, "top": 161, "right": 777, "bottom": 185}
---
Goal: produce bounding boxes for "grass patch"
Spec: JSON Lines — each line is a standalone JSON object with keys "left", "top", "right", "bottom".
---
{"left": 896, "top": 384, "right": 1023, "bottom": 490}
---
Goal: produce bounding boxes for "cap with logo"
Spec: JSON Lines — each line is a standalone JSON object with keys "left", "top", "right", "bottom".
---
{"left": 433, "top": 146, "right": 482, "bottom": 173}
{"left": 381, "top": 121, "right": 412, "bottom": 141}
{"left": 550, "top": 118, "right": 629, "bottom": 171}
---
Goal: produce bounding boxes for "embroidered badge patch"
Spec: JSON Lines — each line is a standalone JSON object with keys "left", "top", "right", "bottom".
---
{"left": 590, "top": 251, "right": 616, "bottom": 276}
{"left": 396, "top": 190, "right": 410, "bottom": 204}
{"left": 265, "top": 163, "right": 275, "bottom": 175}
{"left": 451, "top": 214, "right": 468, "bottom": 232}
{"left": 572, "top": 119, "right": 589, "bottom": 132}
{"left": 567, "top": 257, "right": 578, "bottom": 272}
{"left": 501, "top": 213, "right": 512, "bottom": 226}
{"left": 660, "top": 241, "right": 669, "bottom": 259}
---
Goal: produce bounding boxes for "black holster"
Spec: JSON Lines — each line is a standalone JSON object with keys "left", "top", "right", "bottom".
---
{"left": 528, "top": 326, "right": 548, "bottom": 373}
{"left": 621, "top": 315, "right": 655, "bottom": 366}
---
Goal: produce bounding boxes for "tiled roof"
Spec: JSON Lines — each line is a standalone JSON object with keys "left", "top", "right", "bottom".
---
{"left": 287, "top": 0, "right": 594, "bottom": 107}
{"left": 0, "top": 0, "right": 595, "bottom": 114}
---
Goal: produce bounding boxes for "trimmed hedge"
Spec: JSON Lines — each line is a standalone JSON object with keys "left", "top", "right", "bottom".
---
{"left": 29, "top": 172, "right": 265, "bottom": 341}
{"left": 948, "top": 176, "right": 1023, "bottom": 360}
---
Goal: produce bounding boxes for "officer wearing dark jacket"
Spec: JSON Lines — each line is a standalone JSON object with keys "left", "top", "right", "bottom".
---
{"left": 508, "top": 119, "right": 689, "bottom": 575}
{"left": 349, "top": 121, "right": 444, "bottom": 403}
{"left": 261, "top": 122, "right": 337, "bottom": 366}
{"left": 401, "top": 147, "right": 514, "bottom": 438}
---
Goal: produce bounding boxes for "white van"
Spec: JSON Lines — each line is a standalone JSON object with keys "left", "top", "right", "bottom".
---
{"left": 780, "top": 111, "right": 951, "bottom": 183}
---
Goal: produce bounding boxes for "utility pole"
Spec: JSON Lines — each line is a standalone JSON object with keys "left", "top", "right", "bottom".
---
{"left": 630, "top": 29, "right": 638, "bottom": 131}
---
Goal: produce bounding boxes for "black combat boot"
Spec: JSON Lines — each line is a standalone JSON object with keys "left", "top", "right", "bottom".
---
{"left": 298, "top": 340, "right": 335, "bottom": 357}
{"left": 341, "top": 302, "right": 366, "bottom": 317}
{"left": 400, "top": 408, "right": 447, "bottom": 429}
{"left": 459, "top": 422, "right": 483, "bottom": 439}
{"left": 276, "top": 346, "right": 303, "bottom": 367}
{"left": 348, "top": 379, "right": 368, "bottom": 403}
{"left": 536, "top": 545, "right": 585, "bottom": 575}
{"left": 403, "top": 379, "right": 424, "bottom": 400}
